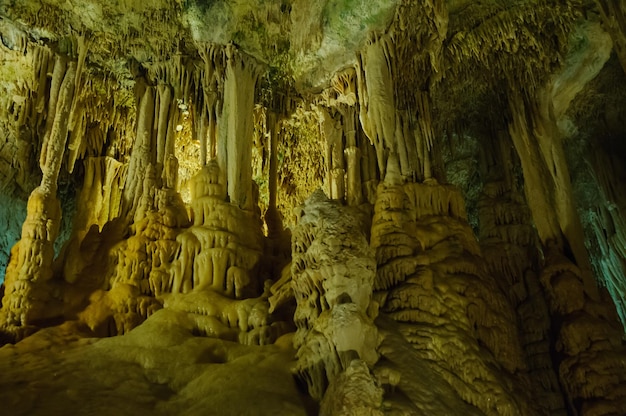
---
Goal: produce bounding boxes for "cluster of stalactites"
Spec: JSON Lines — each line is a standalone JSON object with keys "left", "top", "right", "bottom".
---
{"left": 120, "top": 42, "right": 265, "bottom": 220}
{"left": 195, "top": 43, "right": 227, "bottom": 166}
{"left": 315, "top": 59, "right": 435, "bottom": 206}
{"left": 308, "top": 1, "right": 449, "bottom": 207}
{"left": 354, "top": 0, "right": 447, "bottom": 184}
{"left": 313, "top": 36, "right": 441, "bottom": 190}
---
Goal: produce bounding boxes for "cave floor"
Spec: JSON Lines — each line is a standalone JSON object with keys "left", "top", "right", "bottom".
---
{"left": 0, "top": 310, "right": 310, "bottom": 416}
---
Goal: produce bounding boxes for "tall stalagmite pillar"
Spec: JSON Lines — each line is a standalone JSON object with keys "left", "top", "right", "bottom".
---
{"left": 292, "top": 191, "right": 380, "bottom": 411}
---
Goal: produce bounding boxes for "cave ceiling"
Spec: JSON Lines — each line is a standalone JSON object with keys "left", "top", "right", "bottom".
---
{"left": 0, "top": 1, "right": 621, "bottom": 195}
{"left": 0, "top": 0, "right": 619, "bottom": 111}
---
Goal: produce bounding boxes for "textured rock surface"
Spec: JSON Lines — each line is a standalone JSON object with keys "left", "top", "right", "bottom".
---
{"left": 1, "top": 0, "right": 626, "bottom": 415}
{"left": 291, "top": 191, "right": 379, "bottom": 405}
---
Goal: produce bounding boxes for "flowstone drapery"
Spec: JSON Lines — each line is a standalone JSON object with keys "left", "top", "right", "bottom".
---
{"left": 479, "top": 180, "right": 566, "bottom": 415}
{"left": 370, "top": 173, "right": 533, "bottom": 415}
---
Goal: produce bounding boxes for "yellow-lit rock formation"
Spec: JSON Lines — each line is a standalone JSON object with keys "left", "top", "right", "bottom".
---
{"left": 1, "top": 1, "right": 626, "bottom": 415}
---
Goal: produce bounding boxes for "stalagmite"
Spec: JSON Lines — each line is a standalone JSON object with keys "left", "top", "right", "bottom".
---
{"left": 479, "top": 175, "right": 566, "bottom": 414}
{"left": 292, "top": 191, "right": 380, "bottom": 407}
{"left": 371, "top": 180, "right": 534, "bottom": 415}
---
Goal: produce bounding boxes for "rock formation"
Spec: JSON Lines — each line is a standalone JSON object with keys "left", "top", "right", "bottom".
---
{"left": 1, "top": 0, "right": 626, "bottom": 415}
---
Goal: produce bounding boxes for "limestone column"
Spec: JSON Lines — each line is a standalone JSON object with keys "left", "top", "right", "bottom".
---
{"left": 508, "top": 87, "right": 626, "bottom": 416}
{"left": 1, "top": 59, "right": 77, "bottom": 339}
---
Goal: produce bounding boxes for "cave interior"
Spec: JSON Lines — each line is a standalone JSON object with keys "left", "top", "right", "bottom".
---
{"left": 1, "top": 0, "right": 626, "bottom": 415}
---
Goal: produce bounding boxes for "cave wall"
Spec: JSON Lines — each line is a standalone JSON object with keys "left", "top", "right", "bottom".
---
{"left": 1, "top": 0, "right": 626, "bottom": 415}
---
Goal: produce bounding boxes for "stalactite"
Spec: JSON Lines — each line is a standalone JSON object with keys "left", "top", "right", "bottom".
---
{"left": 264, "top": 110, "right": 285, "bottom": 239}
{"left": 41, "top": 62, "right": 77, "bottom": 192}
{"left": 219, "top": 45, "right": 263, "bottom": 210}
{"left": 200, "top": 44, "right": 226, "bottom": 162}
{"left": 357, "top": 35, "right": 396, "bottom": 179}
{"left": 339, "top": 105, "right": 363, "bottom": 206}
{"left": 39, "top": 56, "right": 68, "bottom": 173}
{"left": 155, "top": 84, "right": 173, "bottom": 167}
{"left": 596, "top": 0, "right": 626, "bottom": 73}
{"left": 33, "top": 45, "right": 54, "bottom": 118}
{"left": 66, "top": 35, "right": 88, "bottom": 173}
{"left": 359, "top": 128, "right": 380, "bottom": 204}
{"left": 318, "top": 107, "right": 345, "bottom": 201}
{"left": 508, "top": 74, "right": 606, "bottom": 299}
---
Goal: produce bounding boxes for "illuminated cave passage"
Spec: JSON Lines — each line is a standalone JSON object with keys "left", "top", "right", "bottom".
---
{"left": 1, "top": 1, "right": 626, "bottom": 415}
